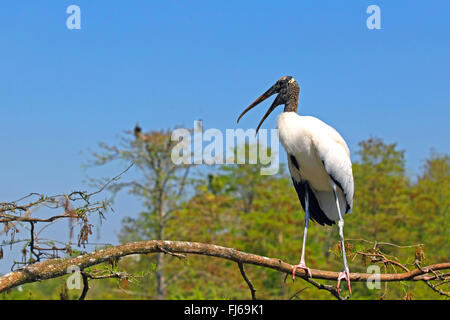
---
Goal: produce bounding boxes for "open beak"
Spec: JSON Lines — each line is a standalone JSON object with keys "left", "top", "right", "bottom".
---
{"left": 237, "top": 84, "right": 281, "bottom": 134}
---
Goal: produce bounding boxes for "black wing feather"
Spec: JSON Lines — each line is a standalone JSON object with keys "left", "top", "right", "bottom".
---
{"left": 328, "top": 173, "right": 351, "bottom": 214}
{"left": 291, "top": 178, "right": 335, "bottom": 226}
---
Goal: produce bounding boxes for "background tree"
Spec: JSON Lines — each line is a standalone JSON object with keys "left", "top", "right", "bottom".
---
{"left": 410, "top": 152, "right": 449, "bottom": 261}
{"left": 87, "top": 125, "right": 193, "bottom": 299}
{"left": 0, "top": 134, "right": 448, "bottom": 300}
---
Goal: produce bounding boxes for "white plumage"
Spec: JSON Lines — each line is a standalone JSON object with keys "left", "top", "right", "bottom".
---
{"left": 277, "top": 112, "right": 353, "bottom": 224}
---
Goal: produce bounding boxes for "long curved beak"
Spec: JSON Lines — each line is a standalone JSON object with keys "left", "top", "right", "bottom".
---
{"left": 237, "top": 84, "right": 281, "bottom": 134}
{"left": 254, "top": 95, "right": 282, "bottom": 133}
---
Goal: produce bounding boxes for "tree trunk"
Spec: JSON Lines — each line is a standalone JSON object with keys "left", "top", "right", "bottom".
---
{"left": 155, "top": 194, "right": 166, "bottom": 299}
{"left": 156, "top": 252, "right": 166, "bottom": 299}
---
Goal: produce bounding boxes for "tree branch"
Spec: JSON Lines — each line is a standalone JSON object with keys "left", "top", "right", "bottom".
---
{"left": 79, "top": 272, "right": 89, "bottom": 300}
{"left": 237, "top": 262, "right": 256, "bottom": 300}
{"left": 0, "top": 240, "right": 448, "bottom": 294}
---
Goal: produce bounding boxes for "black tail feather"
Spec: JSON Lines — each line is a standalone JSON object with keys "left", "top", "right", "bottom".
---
{"left": 291, "top": 178, "right": 335, "bottom": 226}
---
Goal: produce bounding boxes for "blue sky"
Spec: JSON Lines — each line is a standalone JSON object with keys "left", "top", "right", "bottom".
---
{"left": 0, "top": 1, "right": 449, "bottom": 271}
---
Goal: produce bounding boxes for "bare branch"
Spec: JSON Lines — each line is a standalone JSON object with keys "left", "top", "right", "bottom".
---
{"left": 0, "top": 240, "right": 448, "bottom": 295}
{"left": 86, "top": 162, "right": 135, "bottom": 199}
{"left": 79, "top": 272, "right": 89, "bottom": 300}
{"left": 237, "top": 262, "right": 256, "bottom": 300}
{"left": 288, "top": 287, "right": 308, "bottom": 300}
{"left": 301, "top": 276, "right": 346, "bottom": 300}
{"left": 415, "top": 260, "right": 450, "bottom": 297}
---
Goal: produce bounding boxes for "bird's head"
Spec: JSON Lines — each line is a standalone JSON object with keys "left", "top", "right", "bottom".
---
{"left": 237, "top": 76, "right": 300, "bottom": 134}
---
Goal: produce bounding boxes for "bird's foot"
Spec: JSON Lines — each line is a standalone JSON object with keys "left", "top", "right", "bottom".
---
{"left": 292, "top": 262, "right": 312, "bottom": 280}
{"left": 337, "top": 269, "right": 352, "bottom": 295}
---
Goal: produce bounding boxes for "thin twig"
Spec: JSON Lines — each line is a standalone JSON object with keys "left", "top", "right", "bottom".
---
{"left": 346, "top": 238, "right": 424, "bottom": 249}
{"left": 86, "top": 162, "right": 135, "bottom": 198}
{"left": 79, "top": 272, "right": 89, "bottom": 300}
{"left": 356, "top": 251, "right": 410, "bottom": 272}
{"left": 289, "top": 287, "right": 308, "bottom": 300}
{"left": 415, "top": 260, "right": 450, "bottom": 297}
{"left": 238, "top": 262, "right": 256, "bottom": 300}
{"left": 156, "top": 244, "right": 186, "bottom": 259}
{"left": 302, "top": 277, "right": 347, "bottom": 300}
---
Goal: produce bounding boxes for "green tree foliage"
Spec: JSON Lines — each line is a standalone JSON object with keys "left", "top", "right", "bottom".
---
{"left": 350, "top": 138, "right": 411, "bottom": 242}
{"left": 410, "top": 153, "right": 449, "bottom": 262}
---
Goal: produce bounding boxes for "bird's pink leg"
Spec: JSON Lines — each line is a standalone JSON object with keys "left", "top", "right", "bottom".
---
{"left": 292, "top": 258, "right": 312, "bottom": 280}
{"left": 337, "top": 269, "right": 352, "bottom": 295}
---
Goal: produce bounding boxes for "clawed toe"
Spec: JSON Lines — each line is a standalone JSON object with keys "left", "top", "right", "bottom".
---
{"left": 337, "top": 270, "right": 352, "bottom": 295}
{"left": 292, "top": 263, "right": 312, "bottom": 280}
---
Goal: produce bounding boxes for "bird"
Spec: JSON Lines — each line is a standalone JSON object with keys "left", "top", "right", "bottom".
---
{"left": 237, "top": 76, "right": 354, "bottom": 294}
{"left": 134, "top": 123, "right": 143, "bottom": 139}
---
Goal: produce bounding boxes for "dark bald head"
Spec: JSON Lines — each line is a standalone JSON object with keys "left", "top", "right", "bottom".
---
{"left": 276, "top": 76, "right": 300, "bottom": 112}
{"left": 237, "top": 76, "right": 300, "bottom": 133}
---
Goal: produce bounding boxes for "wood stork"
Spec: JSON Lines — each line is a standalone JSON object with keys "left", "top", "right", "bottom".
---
{"left": 237, "top": 76, "right": 354, "bottom": 294}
